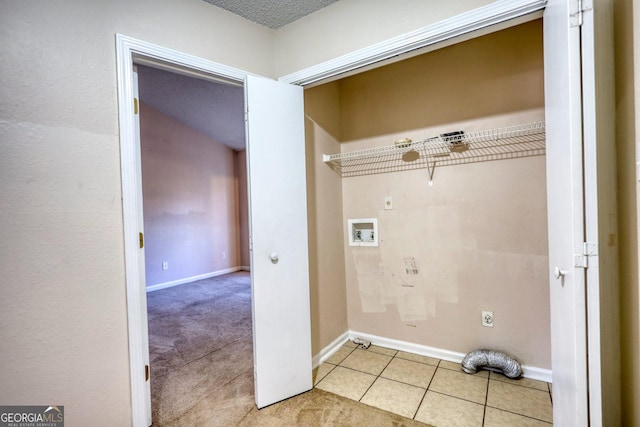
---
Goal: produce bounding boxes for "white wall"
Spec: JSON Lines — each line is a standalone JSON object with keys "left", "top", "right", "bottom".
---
{"left": 0, "top": 1, "right": 273, "bottom": 424}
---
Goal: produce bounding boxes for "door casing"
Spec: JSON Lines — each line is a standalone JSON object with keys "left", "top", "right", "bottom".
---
{"left": 116, "top": 35, "right": 255, "bottom": 426}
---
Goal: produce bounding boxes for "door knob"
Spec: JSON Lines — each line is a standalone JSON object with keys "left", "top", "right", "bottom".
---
{"left": 554, "top": 266, "right": 567, "bottom": 279}
{"left": 270, "top": 252, "right": 279, "bottom": 263}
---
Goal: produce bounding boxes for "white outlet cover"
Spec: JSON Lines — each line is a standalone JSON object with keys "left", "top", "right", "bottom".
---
{"left": 482, "top": 310, "right": 494, "bottom": 327}
{"left": 384, "top": 196, "right": 393, "bottom": 210}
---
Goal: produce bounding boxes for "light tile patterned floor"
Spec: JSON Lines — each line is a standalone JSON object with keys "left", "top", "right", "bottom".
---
{"left": 314, "top": 342, "right": 553, "bottom": 427}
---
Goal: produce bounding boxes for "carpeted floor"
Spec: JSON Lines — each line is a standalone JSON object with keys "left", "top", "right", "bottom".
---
{"left": 147, "top": 271, "right": 429, "bottom": 426}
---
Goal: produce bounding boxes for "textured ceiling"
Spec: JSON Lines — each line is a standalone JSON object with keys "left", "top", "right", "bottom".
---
{"left": 201, "top": 0, "right": 339, "bottom": 29}
{"left": 137, "top": 65, "right": 246, "bottom": 151}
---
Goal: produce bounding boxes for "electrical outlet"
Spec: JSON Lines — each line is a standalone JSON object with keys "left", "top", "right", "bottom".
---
{"left": 221, "top": 251, "right": 226, "bottom": 260}
{"left": 162, "top": 261, "right": 169, "bottom": 271}
{"left": 482, "top": 310, "right": 494, "bottom": 327}
{"left": 384, "top": 196, "right": 393, "bottom": 210}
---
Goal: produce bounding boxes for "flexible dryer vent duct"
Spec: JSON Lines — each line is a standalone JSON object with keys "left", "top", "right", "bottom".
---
{"left": 461, "top": 349, "right": 522, "bottom": 379}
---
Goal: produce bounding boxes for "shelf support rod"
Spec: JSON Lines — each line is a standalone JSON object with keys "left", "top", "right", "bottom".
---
{"left": 427, "top": 160, "right": 437, "bottom": 186}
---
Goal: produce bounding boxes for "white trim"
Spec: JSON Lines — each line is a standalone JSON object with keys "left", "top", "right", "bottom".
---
{"left": 278, "top": 0, "right": 546, "bottom": 86}
{"left": 348, "top": 330, "right": 552, "bottom": 383}
{"left": 312, "top": 331, "right": 349, "bottom": 368}
{"left": 146, "top": 267, "right": 242, "bottom": 293}
{"left": 116, "top": 34, "right": 254, "bottom": 427}
{"left": 521, "top": 365, "right": 555, "bottom": 383}
{"left": 240, "top": 265, "right": 251, "bottom": 271}
{"left": 116, "top": 35, "right": 150, "bottom": 427}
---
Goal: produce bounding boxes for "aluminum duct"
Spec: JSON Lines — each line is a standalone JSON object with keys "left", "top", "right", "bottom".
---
{"left": 461, "top": 349, "right": 522, "bottom": 379}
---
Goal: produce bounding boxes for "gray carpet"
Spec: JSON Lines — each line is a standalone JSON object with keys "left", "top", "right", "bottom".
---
{"left": 147, "top": 271, "right": 429, "bottom": 426}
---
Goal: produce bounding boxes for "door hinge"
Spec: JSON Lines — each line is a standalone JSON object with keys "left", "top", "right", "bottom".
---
{"left": 139, "top": 232, "right": 144, "bottom": 249}
{"left": 244, "top": 109, "right": 248, "bottom": 122}
{"left": 570, "top": 0, "right": 593, "bottom": 27}
{"left": 134, "top": 97, "right": 139, "bottom": 115}
{"left": 145, "top": 364, "right": 150, "bottom": 381}
{"left": 574, "top": 241, "right": 597, "bottom": 268}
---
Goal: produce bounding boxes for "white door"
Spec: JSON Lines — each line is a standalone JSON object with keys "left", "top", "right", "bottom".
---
{"left": 544, "top": 0, "right": 588, "bottom": 425}
{"left": 544, "top": 0, "right": 614, "bottom": 425}
{"left": 245, "top": 75, "right": 313, "bottom": 408}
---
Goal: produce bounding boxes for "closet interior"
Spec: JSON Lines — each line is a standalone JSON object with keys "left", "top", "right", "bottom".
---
{"left": 305, "top": 18, "right": 551, "bottom": 373}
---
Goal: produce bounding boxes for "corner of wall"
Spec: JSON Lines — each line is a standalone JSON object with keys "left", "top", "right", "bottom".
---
{"left": 613, "top": 0, "right": 640, "bottom": 424}
{"left": 304, "top": 83, "right": 348, "bottom": 355}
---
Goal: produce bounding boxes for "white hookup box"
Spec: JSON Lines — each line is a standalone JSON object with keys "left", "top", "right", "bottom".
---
{"left": 348, "top": 218, "right": 378, "bottom": 247}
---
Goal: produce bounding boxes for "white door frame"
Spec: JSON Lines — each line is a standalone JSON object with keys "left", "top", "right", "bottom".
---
{"left": 278, "top": 0, "right": 606, "bottom": 426}
{"left": 115, "top": 34, "right": 256, "bottom": 426}
{"left": 279, "top": 0, "right": 547, "bottom": 86}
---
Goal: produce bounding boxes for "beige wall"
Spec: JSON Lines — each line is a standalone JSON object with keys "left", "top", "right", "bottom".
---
{"left": 615, "top": 0, "right": 640, "bottom": 425}
{"left": 140, "top": 103, "right": 243, "bottom": 285}
{"left": 274, "top": 0, "right": 495, "bottom": 77}
{"left": 334, "top": 20, "right": 550, "bottom": 368}
{"left": 236, "top": 150, "right": 250, "bottom": 268}
{"left": 304, "top": 82, "right": 349, "bottom": 354}
{"left": 0, "top": 0, "right": 273, "bottom": 424}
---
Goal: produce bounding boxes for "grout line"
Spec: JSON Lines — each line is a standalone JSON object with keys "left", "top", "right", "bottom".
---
{"left": 412, "top": 388, "right": 428, "bottom": 420}
{"left": 412, "top": 359, "right": 437, "bottom": 420}
{"left": 357, "top": 350, "right": 397, "bottom": 401}
{"left": 482, "top": 372, "right": 490, "bottom": 426}
{"left": 488, "top": 377, "right": 552, "bottom": 396}
{"left": 314, "top": 363, "right": 337, "bottom": 386}
{"left": 358, "top": 379, "right": 377, "bottom": 402}
{"left": 331, "top": 364, "right": 379, "bottom": 377}
{"left": 330, "top": 345, "right": 357, "bottom": 365}
{"left": 426, "top": 389, "right": 486, "bottom": 407}
{"left": 488, "top": 375, "right": 552, "bottom": 392}
{"left": 484, "top": 404, "right": 553, "bottom": 424}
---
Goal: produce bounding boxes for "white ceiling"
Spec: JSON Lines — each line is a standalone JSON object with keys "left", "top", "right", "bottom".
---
{"left": 201, "top": 0, "right": 339, "bottom": 29}
{"left": 137, "top": 65, "right": 246, "bottom": 151}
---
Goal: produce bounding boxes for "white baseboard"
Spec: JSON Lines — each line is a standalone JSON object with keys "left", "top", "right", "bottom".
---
{"left": 346, "top": 330, "right": 552, "bottom": 383}
{"left": 146, "top": 267, "right": 241, "bottom": 292}
{"left": 520, "top": 365, "right": 553, "bottom": 383}
{"left": 312, "top": 331, "right": 350, "bottom": 369}
{"left": 240, "top": 266, "right": 251, "bottom": 271}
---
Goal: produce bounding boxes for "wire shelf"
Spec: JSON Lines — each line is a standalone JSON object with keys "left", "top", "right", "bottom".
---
{"left": 323, "top": 121, "right": 546, "bottom": 183}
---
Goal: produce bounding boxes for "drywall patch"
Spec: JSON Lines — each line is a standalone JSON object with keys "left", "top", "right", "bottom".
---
{"left": 378, "top": 212, "right": 432, "bottom": 321}
{"left": 404, "top": 257, "right": 419, "bottom": 275}
{"left": 349, "top": 206, "right": 481, "bottom": 321}
{"left": 352, "top": 251, "right": 387, "bottom": 313}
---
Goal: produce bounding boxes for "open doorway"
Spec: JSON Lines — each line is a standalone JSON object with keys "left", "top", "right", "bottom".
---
{"left": 136, "top": 65, "right": 252, "bottom": 423}
{"left": 117, "top": 35, "right": 313, "bottom": 425}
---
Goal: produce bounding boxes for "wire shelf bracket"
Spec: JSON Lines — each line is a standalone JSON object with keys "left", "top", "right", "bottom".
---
{"left": 322, "top": 121, "right": 546, "bottom": 185}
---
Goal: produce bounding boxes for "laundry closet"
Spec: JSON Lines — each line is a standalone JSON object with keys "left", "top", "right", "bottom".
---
{"left": 304, "top": 19, "right": 551, "bottom": 373}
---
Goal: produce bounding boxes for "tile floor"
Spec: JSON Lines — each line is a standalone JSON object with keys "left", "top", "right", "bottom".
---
{"left": 313, "top": 341, "right": 553, "bottom": 427}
